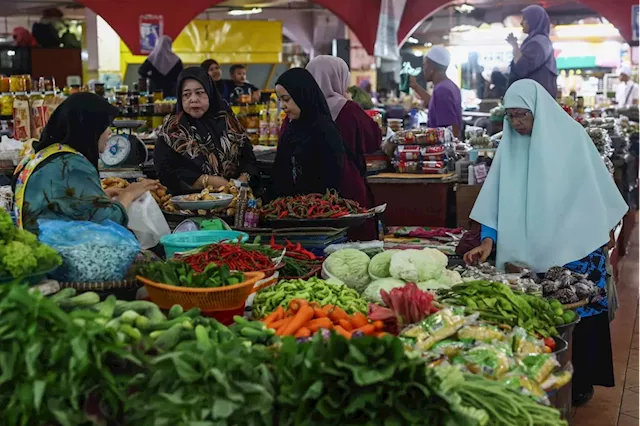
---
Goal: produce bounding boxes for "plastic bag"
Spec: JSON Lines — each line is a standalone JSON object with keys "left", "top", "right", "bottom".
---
{"left": 127, "top": 191, "right": 170, "bottom": 249}
{"left": 38, "top": 219, "right": 140, "bottom": 282}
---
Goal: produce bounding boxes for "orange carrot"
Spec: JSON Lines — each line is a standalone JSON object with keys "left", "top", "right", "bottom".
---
{"left": 321, "top": 305, "right": 334, "bottom": 315}
{"left": 328, "top": 306, "right": 348, "bottom": 323}
{"left": 274, "top": 317, "right": 294, "bottom": 335}
{"left": 355, "top": 324, "right": 376, "bottom": 336}
{"left": 269, "top": 317, "right": 289, "bottom": 329}
{"left": 372, "top": 320, "right": 384, "bottom": 331}
{"left": 313, "top": 307, "right": 328, "bottom": 318}
{"left": 339, "top": 319, "right": 353, "bottom": 331}
{"left": 294, "top": 327, "right": 311, "bottom": 338}
{"left": 373, "top": 331, "right": 387, "bottom": 337}
{"left": 264, "top": 306, "right": 285, "bottom": 325}
{"left": 307, "top": 317, "right": 333, "bottom": 332}
{"left": 289, "top": 299, "right": 308, "bottom": 313}
{"left": 334, "top": 325, "right": 352, "bottom": 339}
{"left": 308, "top": 301, "right": 321, "bottom": 309}
{"left": 350, "top": 312, "right": 369, "bottom": 328}
{"left": 280, "top": 305, "right": 314, "bottom": 335}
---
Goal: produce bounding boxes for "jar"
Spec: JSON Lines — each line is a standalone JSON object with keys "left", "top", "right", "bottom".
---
{"left": 21, "top": 75, "right": 32, "bottom": 93}
{"left": 0, "top": 77, "right": 9, "bottom": 93}
{"left": 0, "top": 93, "right": 14, "bottom": 116}
{"left": 10, "top": 75, "right": 25, "bottom": 93}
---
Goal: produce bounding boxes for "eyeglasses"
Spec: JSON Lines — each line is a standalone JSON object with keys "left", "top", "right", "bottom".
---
{"left": 505, "top": 111, "right": 531, "bottom": 123}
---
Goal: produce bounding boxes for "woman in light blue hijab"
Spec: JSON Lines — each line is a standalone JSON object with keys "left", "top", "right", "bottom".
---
{"left": 465, "top": 79, "right": 628, "bottom": 406}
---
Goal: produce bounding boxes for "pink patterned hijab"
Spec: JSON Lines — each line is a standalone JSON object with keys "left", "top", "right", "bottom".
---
{"left": 306, "top": 55, "right": 350, "bottom": 121}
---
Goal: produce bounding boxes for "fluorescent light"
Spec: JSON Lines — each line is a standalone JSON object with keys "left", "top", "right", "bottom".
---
{"left": 228, "top": 7, "right": 262, "bottom": 16}
{"left": 7, "top": 50, "right": 15, "bottom": 57}
{"left": 407, "top": 37, "right": 419, "bottom": 44}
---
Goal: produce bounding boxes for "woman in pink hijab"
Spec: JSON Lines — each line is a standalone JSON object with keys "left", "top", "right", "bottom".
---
{"left": 306, "top": 55, "right": 382, "bottom": 240}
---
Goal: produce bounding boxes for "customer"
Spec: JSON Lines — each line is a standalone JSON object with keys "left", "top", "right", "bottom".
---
{"left": 13, "top": 27, "right": 38, "bottom": 47}
{"left": 154, "top": 67, "right": 258, "bottom": 195}
{"left": 614, "top": 66, "right": 638, "bottom": 108}
{"left": 31, "top": 7, "right": 64, "bottom": 48}
{"left": 271, "top": 68, "right": 345, "bottom": 198}
{"left": 228, "top": 64, "right": 260, "bottom": 104}
{"left": 410, "top": 46, "right": 462, "bottom": 137}
{"left": 486, "top": 70, "right": 508, "bottom": 100}
{"left": 201, "top": 59, "right": 232, "bottom": 102}
{"left": 139, "top": 36, "right": 183, "bottom": 98}
{"left": 12, "top": 93, "right": 158, "bottom": 234}
{"left": 463, "top": 79, "right": 628, "bottom": 407}
{"left": 307, "top": 55, "right": 381, "bottom": 240}
{"left": 506, "top": 5, "right": 558, "bottom": 98}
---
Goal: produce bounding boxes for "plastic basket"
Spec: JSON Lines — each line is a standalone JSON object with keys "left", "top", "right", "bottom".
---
{"left": 137, "top": 271, "right": 265, "bottom": 310}
{"left": 201, "top": 305, "right": 245, "bottom": 326}
{"left": 160, "top": 230, "right": 249, "bottom": 258}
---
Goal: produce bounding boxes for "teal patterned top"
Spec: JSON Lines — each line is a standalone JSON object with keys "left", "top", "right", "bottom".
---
{"left": 20, "top": 153, "right": 128, "bottom": 235}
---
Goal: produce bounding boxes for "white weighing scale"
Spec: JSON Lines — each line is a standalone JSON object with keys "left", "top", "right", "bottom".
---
{"left": 100, "top": 120, "right": 149, "bottom": 168}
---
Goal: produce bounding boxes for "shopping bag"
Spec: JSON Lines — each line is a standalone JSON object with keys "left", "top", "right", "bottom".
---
{"left": 127, "top": 191, "right": 171, "bottom": 249}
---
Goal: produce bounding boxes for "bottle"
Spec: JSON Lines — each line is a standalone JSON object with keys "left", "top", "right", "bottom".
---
{"left": 243, "top": 199, "right": 258, "bottom": 228}
{"left": 234, "top": 183, "right": 249, "bottom": 228}
{"left": 468, "top": 165, "right": 476, "bottom": 185}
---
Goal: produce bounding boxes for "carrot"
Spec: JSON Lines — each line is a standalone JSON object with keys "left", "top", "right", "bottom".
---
{"left": 313, "top": 307, "right": 328, "bottom": 318}
{"left": 274, "top": 317, "right": 295, "bottom": 335}
{"left": 328, "top": 306, "right": 348, "bottom": 323}
{"left": 372, "top": 320, "right": 384, "bottom": 331}
{"left": 334, "top": 325, "right": 352, "bottom": 339}
{"left": 338, "top": 319, "right": 353, "bottom": 331}
{"left": 373, "top": 331, "right": 387, "bottom": 337}
{"left": 321, "top": 305, "right": 334, "bottom": 315}
{"left": 307, "top": 317, "right": 333, "bottom": 332}
{"left": 355, "top": 324, "right": 376, "bottom": 336}
{"left": 308, "top": 301, "right": 321, "bottom": 309}
{"left": 289, "top": 299, "right": 308, "bottom": 313}
{"left": 350, "top": 312, "right": 369, "bottom": 328}
{"left": 294, "top": 327, "right": 311, "bottom": 338}
{"left": 269, "top": 317, "right": 289, "bottom": 329}
{"left": 263, "top": 306, "right": 285, "bottom": 325}
{"left": 279, "top": 305, "right": 314, "bottom": 336}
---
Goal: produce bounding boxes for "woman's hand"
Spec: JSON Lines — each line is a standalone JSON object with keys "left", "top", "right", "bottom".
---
{"left": 463, "top": 238, "right": 494, "bottom": 265}
{"left": 104, "top": 187, "right": 124, "bottom": 199}
{"left": 506, "top": 33, "right": 518, "bottom": 48}
{"left": 117, "top": 179, "right": 160, "bottom": 208}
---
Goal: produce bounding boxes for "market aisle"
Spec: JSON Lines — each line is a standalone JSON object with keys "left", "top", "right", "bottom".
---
{"left": 573, "top": 218, "right": 639, "bottom": 426}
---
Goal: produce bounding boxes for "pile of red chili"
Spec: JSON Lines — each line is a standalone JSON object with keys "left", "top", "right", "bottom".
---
{"left": 179, "top": 243, "right": 273, "bottom": 273}
{"left": 261, "top": 189, "right": 366, "bottom": 219}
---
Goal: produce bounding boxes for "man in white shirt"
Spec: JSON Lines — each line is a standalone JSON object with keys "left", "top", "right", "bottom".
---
{"left": 615, "top": 67, "right": 639, "bottom": 108}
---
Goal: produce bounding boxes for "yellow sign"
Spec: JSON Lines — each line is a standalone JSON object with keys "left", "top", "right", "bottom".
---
{"left": 121, "top": 20, "right": 283, "bottom": 76}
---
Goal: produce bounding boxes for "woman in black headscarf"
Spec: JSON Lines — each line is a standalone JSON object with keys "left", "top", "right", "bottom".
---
{"left": 12, "top": 93, "right": 158, "bottom": 234}
{"left": 154, "top": 67, "right": 259, "bottom": 195}
{"left": 271, "top": 68, "right": 345, "bottom": 198}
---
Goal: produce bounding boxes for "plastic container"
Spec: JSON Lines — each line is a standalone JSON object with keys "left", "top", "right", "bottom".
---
{"left": 138, "top": 271, "right": 265, "bottom": 310}
{"left": 160, "top": 230, "right": 249, "bottom": 258}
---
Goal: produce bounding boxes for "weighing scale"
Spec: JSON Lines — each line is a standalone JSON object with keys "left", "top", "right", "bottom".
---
{"left": 100, "top": 120, "right": 149, "bottom": 168}
{"left": 173, "top": 218, "right": 231, "bottom": 233}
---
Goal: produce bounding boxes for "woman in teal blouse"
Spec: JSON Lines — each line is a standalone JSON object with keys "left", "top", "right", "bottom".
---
{"left": 13, "top": 93, "right": 157, "bottom": 234}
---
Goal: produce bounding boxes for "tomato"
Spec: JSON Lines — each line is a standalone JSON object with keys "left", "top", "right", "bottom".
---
{"left": 544, "top": 337, "right": 556, "bottom": 351}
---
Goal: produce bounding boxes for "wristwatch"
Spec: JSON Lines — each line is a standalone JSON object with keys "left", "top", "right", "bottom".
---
{"left": 240, "top": 172, "right": 251, "bottom": 182}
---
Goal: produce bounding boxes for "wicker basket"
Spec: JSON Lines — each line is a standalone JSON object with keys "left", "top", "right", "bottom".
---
{"left": 137, "top": 271, "right": 265, "bottom": 310}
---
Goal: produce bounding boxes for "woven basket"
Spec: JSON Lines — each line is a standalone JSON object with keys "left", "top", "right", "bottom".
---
{"left": 138, "top": 271, "right": 265, "bottom": 310}
{"left": 58, "top": 279, "right": 139, "bottom": 292}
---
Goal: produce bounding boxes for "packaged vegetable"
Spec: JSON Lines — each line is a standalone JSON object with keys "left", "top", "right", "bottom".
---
{"left": 401, "top": 307, "right": 470, "bottom": 351}
{"left": 540, "top": 366, "right": 573, "bottom": 392}
{"left": 500, "top": 371, "right": 548, "bottom": 404}
{"left": 457, "top": 324, "right": 504, "bottom": 342}
{"left": 430, "top": 338, "right": 469, "bottom": 357}
{"left": 519, "top": 353, "right": 559, "bottom": 383}
{"left": 454, "top": 343, "right": 513, "bottom": 379}
{"left": 511, "top": 326, "right": 545, "bottom": 357}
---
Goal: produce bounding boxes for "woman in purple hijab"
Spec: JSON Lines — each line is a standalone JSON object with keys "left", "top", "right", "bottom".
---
{"left": 506, "top": 5, "right": 558, "bottom": 98}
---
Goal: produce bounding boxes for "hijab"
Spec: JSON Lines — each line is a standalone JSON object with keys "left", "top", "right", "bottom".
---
{"left": 35, "top": 92, "right": 117, "bottom": 169}
{"left": 13, "top": 27, "right": 38, "bottom": 47}
{"left": 147, "top": 35, "right": 181, "bottom": 76}
{"left": 306, "top": 55, "right": 349, "bottom": 121}
{"left": 521, "top": 5, "right": 557, "bottom": 75}
{"left": 160, "top": 67, "right": 246, "bottom": 177}
{"left": 470, "top": 79, "right": 628, "bottom": 272}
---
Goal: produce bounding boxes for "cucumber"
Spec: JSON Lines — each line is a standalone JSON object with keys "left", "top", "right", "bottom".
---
{"left": 194, "top": 325, "right": 212, "bottom": 350}
{"left": 119, "top": 310, "right": 141, "bottom": 324}
{"left": 135, "top": 315, "right": 150, "bottom": 330}
{"left": 98, "top": 295, "right": 117, "bottom": 319}
{"left": 168, "top": 304, "right": 184, "bottom": 319}
{"left": 113, "top": 300, "right": 166, "bottom": 323}
{"left": 50, "top": 288, "right": 77, "bottom": 303}
{"left": 59, "top": 292, "right": 101, "bottom": 309}
{"left": 147, "top": 315, "right": 194, "bottom": 332}
{"left": 119, "top": 324, "right": 142, "bottom": 342}
{"left": 154, "top": 323, "right": 183, "bottom": 351}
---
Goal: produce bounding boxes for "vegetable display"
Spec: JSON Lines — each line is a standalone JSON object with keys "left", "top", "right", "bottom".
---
{"left": 180, "top": 243, "right": 273, "bottom": 273}
{"left": 541, "top": 266, "right": 599, "bottom": 304}
{"left": 261, "top": 299, "right": 384, "bottom": 339}
{"left": 0, "top": 209, "right": 61, "bottom": 279}
{"left": 138, "top": 261, "right": 245, "bottom": 288}
{"left": 261, "top": 189, "right": 366, "bottom": 219}
{"left": 241, "top": 240, "right": 322, "bottom": 278}
{"left": 323, "top": 248, "right": 372, "bottom": 292}
{"left": 437, "top": 281, "right": 576, "bottom": 337}
{"left": 252, "top": 277, "right": 369, "bottom": 319}
{"left": 369, "top": 283, "right": 439, "bottom": 333}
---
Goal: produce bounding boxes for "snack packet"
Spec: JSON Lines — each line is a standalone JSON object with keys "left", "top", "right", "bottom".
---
{"left": 401, "top": 307, "right": 472, "bottom": 351}
{"left": 457, "top": 324, "right": 505, "bottom": 342}
{"left": 519, "top": 353, "right": 559, "bottom": 383}
{"left": 454, "top": 343, "right": 513, "bottom": 379}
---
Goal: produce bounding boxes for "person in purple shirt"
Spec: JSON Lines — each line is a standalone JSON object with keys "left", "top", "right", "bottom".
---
{"left": 410, "top": 46, "right": 462, "bottom": 138}
{"left": 507, "top": 5, "right": 558, "bottom": 98}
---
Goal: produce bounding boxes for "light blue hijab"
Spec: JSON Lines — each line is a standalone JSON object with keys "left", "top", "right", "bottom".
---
{"left": 470, "top": 79, "right": 628, "bottom": 272}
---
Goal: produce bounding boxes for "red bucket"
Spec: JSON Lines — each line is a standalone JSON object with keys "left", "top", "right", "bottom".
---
{"left": 201, "top": 304, "right": 245, "bottom": 325}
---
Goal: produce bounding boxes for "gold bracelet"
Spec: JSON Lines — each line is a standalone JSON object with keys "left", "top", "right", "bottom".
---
{"left": 240, "top": 172, "right": 251, "bottom": 182}
{"left": 201, "top": 175, "right": 208, "bottom": 188}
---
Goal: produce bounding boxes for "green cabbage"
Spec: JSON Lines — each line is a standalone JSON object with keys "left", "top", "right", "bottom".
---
{"left": 323, "top": 248, "right": 371, "bottom": 293}
{"left": 389, "top": 249, "right": 446, "bottom": 282}
{"left": 368, "top": 250, "right": 400, "bottom": 279}
{"left": 362, "top": 278, "right": 406, "bottom": 304}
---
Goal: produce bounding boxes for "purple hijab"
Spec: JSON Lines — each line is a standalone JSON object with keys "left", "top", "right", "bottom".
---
{"left": 306, "top": 56, "right": 349, "bottom": 121}
{"left": 521, "top": 5, "right": 557, "bottom": 74}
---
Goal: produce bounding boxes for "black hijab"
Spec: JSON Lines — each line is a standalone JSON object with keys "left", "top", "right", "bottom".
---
{"left": 36, "top": 92, "right": 118, "bottom": 168}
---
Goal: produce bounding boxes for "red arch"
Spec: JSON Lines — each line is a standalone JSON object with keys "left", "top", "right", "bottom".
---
{"left": 398, "top": 0, "right": 638, "bottom": 46}
{"left": 79, "top": 0, "right": 381, "bottom": 55}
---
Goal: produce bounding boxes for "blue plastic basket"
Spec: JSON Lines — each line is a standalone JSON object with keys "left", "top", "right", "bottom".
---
{"left": 160, "top": 230, "right": 249, "bottom": 258}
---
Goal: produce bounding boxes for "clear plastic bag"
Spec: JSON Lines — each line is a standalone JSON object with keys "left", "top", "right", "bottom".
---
{"left": 38, "top": 219, "right": 141, "bottom": 282}
{"left": 127, "top": 191, "right": 171, "bottom": 249}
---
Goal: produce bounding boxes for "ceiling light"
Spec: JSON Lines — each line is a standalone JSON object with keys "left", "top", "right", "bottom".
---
{"left": 228, "top": 7, "right": 263, "bottom": 16}
{"left": 424, "top": 42, "right": 433, "bottom": 47}
{"left": 6, "top": 50, "right": 15, "bottom": 57}
{"left": 407, "top": 37, "right": 419, "bottom": 44}
{"left": 454, "top": 3, "right": 475, "bottom": 14}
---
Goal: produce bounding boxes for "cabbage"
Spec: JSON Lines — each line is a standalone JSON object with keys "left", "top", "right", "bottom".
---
{"left": 422, "top": 248, "right": 448, "bottom": 269}
{"left": 443, "top": 269, "right": 463, "bottom": 285}
{"left": 389, "top": 249, "right": 445, "bottom": 282}
{"left": 323, "top": 248, "right": 371, "bottom": 293}
{"left": 368, "top": 250, "right": 400, "bottom": 279}
{"left": 362, "top": 278, "right": 406, "bottom": 304}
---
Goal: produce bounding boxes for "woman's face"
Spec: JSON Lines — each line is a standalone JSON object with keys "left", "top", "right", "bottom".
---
{"left": 522, "top": 18, "right": 530, "bottom": 34}
{"left": 181, "top": 79, "right": 210, "bottom": 119}
{"left": 208, "top": 63, "right": 222, "bottom": 81}
{"left": 98, "top": 127, "right": 112, "bottom": 153}
{"left": 275, "top": 84, "right": 301, "bottom": 120}
{"left": 505, "top": 108, "right": 534, "bottom": 135}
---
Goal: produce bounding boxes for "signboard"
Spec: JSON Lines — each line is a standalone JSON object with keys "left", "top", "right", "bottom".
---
{"left": 139, "top": 14, "right": 163, "bottom": 54}
{"left": 633, "top": 5, "right": 639, "bottom": 42}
